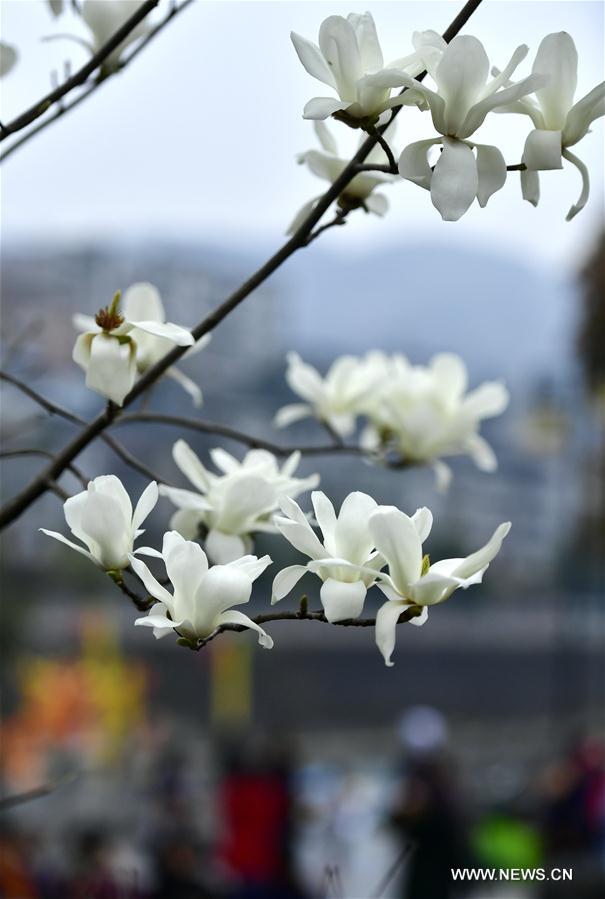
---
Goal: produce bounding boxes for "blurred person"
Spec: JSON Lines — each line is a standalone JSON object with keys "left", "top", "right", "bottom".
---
{"left": 390, "top": 707, "right": 472, "bottom": 899}
{"left": 539, "top": 738, "right": 605, "bottom": 898}
{"left": 0, "top": 822, "right": 39, "bottom": 898}
{"left": 216, "top": 733, "right": 307, "bottom": 899}
{"left": 67, "top": 827, "right": 141, "bottom": 899}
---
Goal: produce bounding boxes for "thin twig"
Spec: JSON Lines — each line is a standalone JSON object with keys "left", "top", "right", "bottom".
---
{"left": 0, "top": 773, "right": 80, "bottom": 811}
{"left": 372, "top": 842, "right": 415, "bottom": 899}
{"left": 0, "top": 0, "right": 485, "bottom": 531}
{"left": 1, "top": 1, "right": 160, "bottom": 139}
{"left": 366, "top": 124, "right": 398, "bottom": 173}
{"left": 0, "top": 371, "right": 166, "bottom": 486}
{"left": 0, "top": 448, "right": 88, "bottom": 488}
{"left": 0, "top": 1, "right": 194, "bottom": 162}
{"left": 113, "top": 412, "right": 362, "bottom": 457}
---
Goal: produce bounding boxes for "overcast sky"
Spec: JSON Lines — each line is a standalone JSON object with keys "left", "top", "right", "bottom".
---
{"left": 1, "top": 0, "right": 603, "bottom": 272}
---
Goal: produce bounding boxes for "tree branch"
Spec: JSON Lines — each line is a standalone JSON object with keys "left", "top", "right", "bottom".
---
{"left": 0, "top": 0, "right": 484, "bottom": 530}
{"left": 113, "top": 412, "right": 364, "bottom": 458}
{"left": 0, "top": 0, "right": 194, "bottom": 163}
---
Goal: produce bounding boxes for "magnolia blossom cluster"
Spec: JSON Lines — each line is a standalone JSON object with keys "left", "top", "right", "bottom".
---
{"left": 275, "top": 351, "right": 509, "bottom": 489}
{"left": 292, "top": 13, "right": 604, "bottom": 221}
{"left": 41, "top": 474, "right": 510, "bottom": 666}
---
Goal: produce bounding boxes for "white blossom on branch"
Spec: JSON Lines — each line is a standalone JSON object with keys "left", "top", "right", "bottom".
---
{"left": 397, "top": 35, "right": 546, "bottom": 220}
{"left": 74, "top": 282, "right": 206, "bottom": 406}
{"left": 131, "top": 530, "right": 273, "bottom": 648}
{"left": 160, "top": 442, "right": 320, "bottom": 564}
{"left": 73, "top": 287, "right": 195, "bottom": 406}
{"left": 272, "top": 491, "right": 384, "bottom": 622}
{"left": 369, "top": 507, "right": 510, "bottom": 665}
{"left": 292, "top": 13, "right": 445, "bottom": 123}
{"left": 495, "top": 32, "right": 605, "bottom": 219}
{"left": 40, "top": 475, "right": 158, "bottom": 571}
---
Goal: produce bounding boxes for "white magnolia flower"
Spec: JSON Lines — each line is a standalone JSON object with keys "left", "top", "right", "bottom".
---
{"left": 274, "top": 351, "right": 382, "bottom": 438}
{"left": 272, "top": 491, "right": 384, "bottom": 622}
{"left": 397, "top": 36, "right": 546, "bottom": 220}
{"left": 0, "top": 42, "right": 18, "bottom": 77}
{"left": 82, "top": 1, "right": 151, "bottom": 68}
{"left": 497, "top": 33, "right": 605, "bottom": 220}
{"left": 360, "top": 353, "right": 509, "bottom": 489}
{"left": 287, "top": 122, "right": 396, "bottom": 233}
{"left": 74, "top": 283, "right": 205, "bottom": 406}
{"left": 160, "top": 441, "right": 320, "bottom": 563}
{"left": 131, "top": 531, "right": 273, "bottom": 648}
{"left": 292, "top": 14, "right": 446, "bottom": 122}
{"left": 40, "top": 475, "right": 158, "bottom": 571}
{"left": 368, "top": 506, "right": 511, "bottom": 665}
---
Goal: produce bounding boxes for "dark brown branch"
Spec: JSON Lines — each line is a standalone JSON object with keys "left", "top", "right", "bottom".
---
{"left": 0, "top": 370, "right": 166, "bottom": 487}
{"left": 195, "top": 605, "right": 423, "bottom": 649}
{"left": 0, "top": 448, "right": 88, "bottom": 488}
{"left": 0, "top": 1, "right": 159, "bottom": 139}
{"left": 0, "top": 1, "right": 194, "bottom": 162}
{"left": 0, "top": 0, "right": 484, "bottom": 530}
{"left": 365, "top": 124, "right": 398, "bottom": 173}
{"left": 113, "top": 412, "right": 363, "bottom": 457}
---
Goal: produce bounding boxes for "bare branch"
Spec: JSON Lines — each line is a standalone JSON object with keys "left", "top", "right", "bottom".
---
{"left": 0, "top": 1, "right": 194, "bottom": 161}
{"left": 0, "top": 0, "right": 485, "bottom": 531}
{"left": 113, "top": 412, "right": 364, "bottom": 458}
{"left": 0, "top": 371, "right": 166, "bottom": 487}
{"left": 0, "top": 448, "right": 88, "bottom": 488}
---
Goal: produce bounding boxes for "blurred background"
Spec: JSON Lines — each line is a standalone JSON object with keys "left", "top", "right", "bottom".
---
{"left": 0, "top": 2, "right": 603, "bottom": 897}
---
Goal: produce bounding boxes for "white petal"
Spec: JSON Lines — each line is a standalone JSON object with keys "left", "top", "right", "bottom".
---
{"left": 39, "top": 529, "right": 95, "bottom": 563}
{"left": 286, "top": 197, "right": 321, "bottom": 235}
{"left": 430, "top": 353, "right": 468, "bottom": 404}
{"left": 320, "top": 578, "right": 367, "bottom": 623}
{"left": 410, "top": 606, "right": 429, "bottom": 627}
{"left": 333, "top": 491, "right": 378, "bottom": 564}
{"left": 430, "top": 138, "right": 478, "bottom": 222}
{"left": 521, "top": 167, "right": 540, "bottom": 206}
{"left": 562, "top": 148, "right": 590, "bottom": 220}
{"left": 318, "top": 15, "right": 361, "bottom": 101}
{"left": 463, "top": 381, "right": 509, "bottom": 418}
{"left": 271, "top": 564, "right": 309, "bottom": 603}
{"left": 165, "top": 367, "right": 202, "bottom": 407}
{"left": 214, "top": 610, "right": 274, "bottom": 649}
{"left": 347, "top": 12, "right": 383, "bottom": 71}
{"left": 409, "top": 571, "right": 459, "bottom": 606}
{"left": 433, "top": 460, "right": 452, "bottom": 493}
{"left": 290, "top": 31, "right": 336, "bottom": 88}
{"left": 134, "top": 611, "right": 182, "bottom": 636}
{"left": 303, "top": 97, "right": 348, "bottom": 120}
{"left": 274, "top": 403, "right": 313, "bottom": 428}
{"left": 204, "top": 530, "right": 248, "bottom": 565}
{"left": 128, "top": 319, "right": 194, "bottom": 346}
{"left": 172, "top": 440, "right": 212, "bottom": 493}
{"left": 368, "top": 506, "right": 422, "bottom": 594}
{"left": 163, "top": 531, "right": 208, "bottom": 600}
{"left": 128, "top": 554, "right": 174, "bottom": 606}
{"left": 523, "top": 129, "right": 563, "bottom": 171}
{"left": 86, "top": 333, "right": 136, "bottom": 406}
{"left": 398, "top": 138, "right": 441, "bottom": 190}
{"left": 285, "top": 352, "right": 325, "bottom": 404}
{"left": 475, "top": 144, "right": 507, "bottom": 207}
{"left": 364, "top": 193, "right": 389, "bottom": 216}
{"left": 314, "top": 120, "right": 339, "bottom": 154}
{"left": 122, "top": 282, "right": 164, "bottom": 322}
{"left": 80, "top": 492, "right": 131, "bottom": 569}
{"left": 72, "top": 332, "right": 93, "bottom": 370}
{"left": 311, "top": 491, "right": 338, "bottom": 552}
{"left": 465, "top": 434, "right": 498, "bottom": 472}
{"left": 460, "top": 74, "right": 548, "bottom": 138}
{"left": 435, "top": 35, "right": 489, "bottom": 134}
{"left": 532, "top": 32, "right": 578, "bottom": 130}
{"left": 563, "top": 81, "right": 605, "bottom": 147}
{"left": 411, "top": 507, "right": 433, "bottom": 544}
{"left": 73, "top": 313, "right": 98, "bottom": 333}
{"left": 159, "top": 485, "right": 211, "bottom": 512}
{"left": 375, "top": 599, "right": 407, "bottom": 667}
{"left": 274, "top": 516, "right": 326, "bottom": 561}
{"left": 227, "top": 553, "right": 272, "bottom": 581}
{"left": 196, "top": 565, "right": 252, "bottom": 624}
{"left": 132, "top": 481, "right": 158, "bottom": 533}
{"left": 451, "top": 522, "right": 511, "bottom": 579}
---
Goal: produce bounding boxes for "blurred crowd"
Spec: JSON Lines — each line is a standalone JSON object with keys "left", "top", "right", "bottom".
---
{"left": 1, "top": 716, "right": 604, "bottom": 899}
